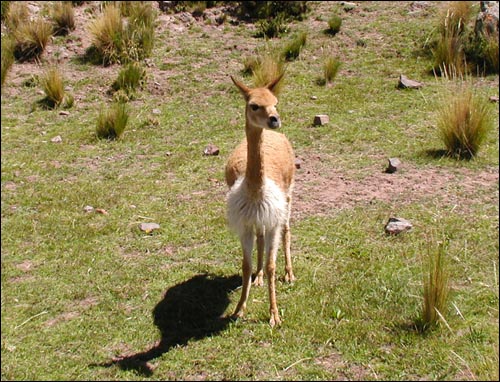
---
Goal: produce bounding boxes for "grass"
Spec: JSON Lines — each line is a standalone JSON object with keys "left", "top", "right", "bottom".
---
{"left": 323, "top": 55, "right": 341, "bottom": 85}
{"left": 39, "top": 66, "right": 65, "bottom": 109}
{"left": 11, "top": 17, "right": 53, "bottom": 62}
{"left": 436, "top": 73, "right": 494, "bottom": 159}
{"left": 1, "top": 36, "right": 15, "bottom": 87}
{"left": 111, "top": 61, "right": 147, "bottom": 97}
{"left": 51, "top": 1, "right": 76, "bottom": 36}
{"left": 326, "top": 14, "right": 342, "bottom": 36}
{"left": 1, "top": 1, "right": 499, "bottom": 380}
{"left": 95, "top": 102, "right": 129, "bottom": 140}
{"left": 282, "top": 31, "right": 307, "bottom": 61}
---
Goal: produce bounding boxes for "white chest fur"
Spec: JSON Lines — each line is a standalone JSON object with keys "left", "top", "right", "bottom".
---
{"left": 227, "top": 177, "right": 287, "bottom": 236}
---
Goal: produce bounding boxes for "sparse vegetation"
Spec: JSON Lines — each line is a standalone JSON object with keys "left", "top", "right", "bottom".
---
{"left": 282, "top": 31, "right": 307, "bottom": 61}
{"left": 1, "top": 36, "right": 15, "bottom": 87}
{"left": 11, "top": 17, "right": 53, "bottom": 62}
{"left": 50, "top": 1, "right": 76, "bottom": 36}
{"left": 38, "top": 66, "right": 65, "bottom": 109}
{"left": 87, "top": 1, "right": 156, "bottom": 64}
{"left": 111, "top": 61, "right": 146, "bottom": 97}
{"left": 3, "top": 1, "right": 29, "bottom": 31}
{"left": 96, "top": 102, "right": 129, "bottom": 140}
{"left": 327, "top": 14, "right": 342, "bottom": 35}
{"left": 436, "top": 72, "right": 494, "bottom": 159}
{"left": 323, "top": 55, "right": 341, "bottom": 85}
{"left": 417, "top": 238, "right": 451, "bottom": 332}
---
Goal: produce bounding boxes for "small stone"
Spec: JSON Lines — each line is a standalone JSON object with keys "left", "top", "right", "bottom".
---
{"left": 139, "top": 222, "right": 160, "bottom": 234}
{"left": 59, "top": 111, "right": 70, "bottom": 116}
{"left": 83, "top": 205, "right": 94, "bottom": 213}
{"left": 152, "top": 108, "right": 161, "bottom": 115}
{"left": 313, "top": 115, "right": 329, "bottom": 126}
{"left": 385, "top": 217, "right": 412, "bottom": 235}
{"left": 295, "top": 158, "right": 302, "bottom": 169}
{"left": 95, "top": 208, "right": 108, "bottom": 215}
{"left": 51, "top": 135, "right": 62, "bottom": 143}
{"left": 310, "top": 95, "right": 318, "bottom": 100}
{"left": 204, "top": 144, "right": 219, "bottom": 156}
{"left": 386, "top": 158, "right": 402, "bottom": 173}
{"left": 489, "top": 95, "right": 499, "bottom": 103}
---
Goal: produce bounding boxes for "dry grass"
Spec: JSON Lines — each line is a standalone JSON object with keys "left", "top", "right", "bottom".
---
{"left": 96, "top": 102, "right": 129, "bottom": 140}
{"left": 436, "top": 73, "right": 493, "bottom": 159}
{"left": 4, "top": 1, "right": 29, "bottom": 31}
{"left": 1, "top": 36, "right": 15, "bottom": 87}
{"left": 250, "top": 53, "right": 286, "bottom": 95}
{"left": 51, "top": 1, "right": 76, "bottom": 36}
{"left": 39, "top": 66, "right": 65, "bottom": 109}
{"left": 432, "top": 1, "right": 474, "bottom": 76}
{"left": 419, "top": 239, "right": 451, "bottom": 331}
{"left": 323, "top": 55, "right": 341, "bottom": 85}
{"left": 88, "top": 4, "right": 124, "bottom": 65}
{"left": 11, "top": 18, "right": 53, "bottom": 62}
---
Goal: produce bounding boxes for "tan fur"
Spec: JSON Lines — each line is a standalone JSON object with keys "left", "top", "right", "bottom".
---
{"left": 225, "top": 75, "right": 296, "bottom": 327}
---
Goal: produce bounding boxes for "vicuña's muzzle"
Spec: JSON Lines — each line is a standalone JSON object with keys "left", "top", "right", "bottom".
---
{"left": 268, "top": 115, "right": 281, "bottom": 129}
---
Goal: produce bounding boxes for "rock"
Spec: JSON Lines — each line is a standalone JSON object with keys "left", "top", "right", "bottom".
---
{"left": 83, "top": 205, "right": 94, "bottom": 213}
{"left": 59, "top": 111, "right": 70, "bottom": 116}
{"left": 139, "top": 222, "right": 160, "bottom": 234}
{"left": 398, "top": 74, "right": 424, "bottom": 89}
{"left": 295, "top": 158, "right": 302, "bottom": 169}
{"left": 310, "top": 95, "right": 318, "bottom": 100}
{"left": 51, "top": 135, "right": 62, "bottom": 143}
{"left": 385, "top": 217, "right": 412, "bottom": 235}
{"left": 203, "top": 144, "right": 219, "bottom": 156}
{"left": 386, "top": 157, "right": 402, "bottom": 173}
{"left": 341, "top": 2, "right": 357, "bottom": 11}
{"left": 489, "top": 95, "right": 499, "bottom": 103}
{"left": 313, "top": 114, "right": 329, "bottom": 126}
{"left": 152, "top": 108, "right": 161, "bottom": 115}
{"left": 475, "top": 1, "right": 499, "bottom": 38}
{"left": 95, "top": 208, "right": 108, "bottom": 215}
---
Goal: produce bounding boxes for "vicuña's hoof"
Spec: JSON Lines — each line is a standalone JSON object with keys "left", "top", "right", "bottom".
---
{"left": 253, "top": 273, "right": 264, "bottom": 286}
{"left": 269, "top": 313, "right": 282, "bottom": 328}
{"left": 284, "top": 272, "right": 296, "bottom": 283}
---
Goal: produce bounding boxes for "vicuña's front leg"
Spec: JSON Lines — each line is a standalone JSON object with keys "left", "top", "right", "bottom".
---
{"left": 233, "top": 230, "right": 253, "bottom": 319}
{"left": 254, "top": 229, "right": 264, "bottom": 286}
{"left": 266, "top": 227, "right": 282, "bottom": 327}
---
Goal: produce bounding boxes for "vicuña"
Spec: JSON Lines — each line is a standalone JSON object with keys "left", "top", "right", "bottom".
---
{"left": 225, "top": 74, "right": 296, "bottom": 327}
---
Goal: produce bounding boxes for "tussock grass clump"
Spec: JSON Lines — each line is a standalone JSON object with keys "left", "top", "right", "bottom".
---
{"left": 4, "top": 1, "right": 29, "bottom": 31}
{"left": 436, "top": 73, "right": 493, "bottom": 159}
{"left": 39, "top": 66, "right": 65, "bottom": 109}
{"left": 88, "top": 4, "right": 124, "bottom": 65}
{"left": 249, "top": 53, "right": 285, "bottom": 95}
{"left": 323, "top": 55, "right": 341, "bottom": 85}
{"left": 255, "top": 13, "right": 288, "bottom": 38}
{"left": 96, "top": 102, "right": 129, "bottom": 140}
{"left": 1, "top": 1, "right": 11, "bottom": 21}
{"left": 51, "top": 1, "right": 76, "bottom": 36}
{"left": 432, "top": 1, "right": 473, "bottom": 76}
{"left": 111, "top": 61, "right": 146, "bottom": 97}
{"left": 12, "top": 18, "right": 53, "bottom": 62}
{"left": 327, "top": 14, "right": 342, "bottom": 36}
{"left": 1, "top": 36, "right": 15, "bottom": 87}
{"left": 282, "top": 31, "right": 307, "bottom": 61}
{"left": 88, "top": 2, "right": 156, "bottom": 65}
{"left": 417, "top": 240, "right": 451, "bottom": 332}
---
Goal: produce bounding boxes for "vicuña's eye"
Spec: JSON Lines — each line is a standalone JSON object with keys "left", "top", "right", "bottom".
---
{"left": 250, "top": 104, "right": 259, "bottom": 111}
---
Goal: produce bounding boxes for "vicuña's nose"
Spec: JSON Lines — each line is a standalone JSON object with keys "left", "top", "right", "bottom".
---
{"left": 268, "top": 115, "right": 281, "bottom": 129}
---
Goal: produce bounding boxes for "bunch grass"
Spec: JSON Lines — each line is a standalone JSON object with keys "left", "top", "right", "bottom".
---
{"left": 323, "top": 55, "right": 341, "bottom": 85}
{"left": 51, "top": 1, "right": 76, "bottom": 36}
{"left": 39, "top": 66, "right": 65, "bottom": 109}
{"left": 436, "top": 67, "right": 494, "bottom": 159}
{"left": 111, "top": 61, "right": 146, "bottom": 97}
{"left": 12, "top": 18, "right": 53, "bottom": 62}
{"left": 1, "top": 36, "right": 15, "bottom": 87}
{"left": 96, "top": 102, "right": 129, "bottom": 140}
{"left": 282, "top": 31, "right": 307, "bottom": 61}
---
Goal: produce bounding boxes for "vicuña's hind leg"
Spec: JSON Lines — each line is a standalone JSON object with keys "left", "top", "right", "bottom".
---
{"left": 254, "top": 228, "right": 264, "bottom": 286}
{"left": 266, "top": 226, "right": 282, "bottom": 327}
{"left": 283, "top": 196, "right": 295, "bottom": 283}
{"left": 233, "top": 230, "right": 254, "bottom": 319}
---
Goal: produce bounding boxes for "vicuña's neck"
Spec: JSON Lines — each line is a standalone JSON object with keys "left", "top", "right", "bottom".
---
{"left": 245, "top": 123, "right": 265, "bottom": 197}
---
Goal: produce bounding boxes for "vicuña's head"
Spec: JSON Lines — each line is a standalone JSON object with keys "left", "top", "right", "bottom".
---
{"left": 231, "top": 74, "right": 284, "bottom": 131}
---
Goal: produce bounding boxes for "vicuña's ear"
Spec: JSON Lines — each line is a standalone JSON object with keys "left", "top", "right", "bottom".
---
{"left": 266, "top": 72, "right": 285, "bottom": 94}
{"left": 230, "top": 75, "right": 250, "bottom": 100}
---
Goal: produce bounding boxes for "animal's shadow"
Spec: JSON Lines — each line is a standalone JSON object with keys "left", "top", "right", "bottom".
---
{"left": 94, "top": 273, "right": 241, "bottom": 376}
